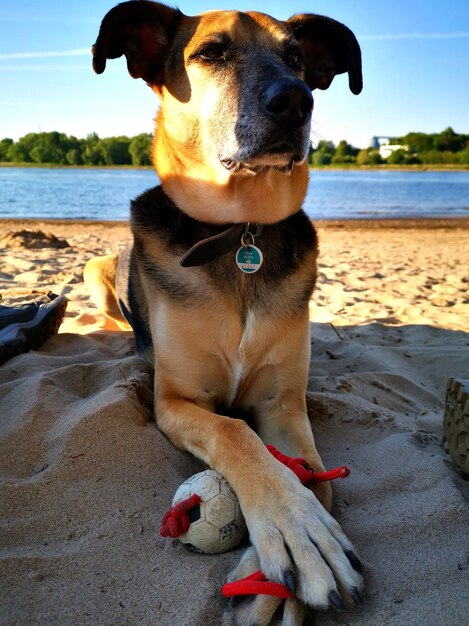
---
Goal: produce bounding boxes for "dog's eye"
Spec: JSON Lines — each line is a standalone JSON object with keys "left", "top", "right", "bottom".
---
{"left": 284, "top": 47, "right": 304, "bottom": 70}
{"left": 196, "top": 43, "right": 226, "bottom": 61}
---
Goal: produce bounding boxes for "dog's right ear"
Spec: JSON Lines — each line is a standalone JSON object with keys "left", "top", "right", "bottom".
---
{"left": 92, "top": 0, "right": 183, "bottom": 84}
{"left": 287, "top": 14, "right": 362, "bottom": 95}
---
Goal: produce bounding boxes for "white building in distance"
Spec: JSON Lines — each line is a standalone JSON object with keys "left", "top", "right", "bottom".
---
{"left": 369, "top": 136, "right": 408, "bottom": 159}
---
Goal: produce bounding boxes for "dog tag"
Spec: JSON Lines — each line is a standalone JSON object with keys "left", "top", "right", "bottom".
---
{"left": 235, "top": 245, "right": 263, "bottom": 273}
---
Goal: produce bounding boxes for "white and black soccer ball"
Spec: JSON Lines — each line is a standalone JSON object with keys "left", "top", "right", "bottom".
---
{"left": 173, "top": 469, "right": 247, "bottom": 554}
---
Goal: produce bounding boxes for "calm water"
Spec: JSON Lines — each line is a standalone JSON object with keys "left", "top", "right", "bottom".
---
{"left": 0, "top": 167, "right": 468, "bottom": 221}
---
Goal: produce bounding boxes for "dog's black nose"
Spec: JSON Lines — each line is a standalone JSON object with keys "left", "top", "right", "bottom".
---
{"left": 262, "top": 80, "right": 313, "bottom": 126}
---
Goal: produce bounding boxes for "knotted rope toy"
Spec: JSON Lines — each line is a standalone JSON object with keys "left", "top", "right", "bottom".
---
{"left": 160, "top": 445, "right": 350, "bottom": 595}
{"left": 265, "top": 445, "right": 350, "bottom": 485}
{"left": 160, "top": 493, "right": 202, "bottom": 539}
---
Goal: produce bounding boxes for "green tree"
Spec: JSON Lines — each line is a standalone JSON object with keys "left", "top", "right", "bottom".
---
{"left": 312, "top": 151, "right": 332, "bottom": 166}
{"left": 66, "top": 148, "right": 83, "bottom": 165}
{"left": 82, "top": 133, "right": 104, "bottom": 165}
{"left": 129, "top": 133, "right": 152, "bottom": 165}
{"left": 7, "top": 133, "right": 39, "bottom": 162}
{"left": 316, "top": 140, "right": 335, "bottom": 153}
{"left": 331, "top": 140, "right": 358, "bottom": 164}
{"left": 458, "top": 147, "right": 469, "bottom": 165}
{"left": 97, "top": 136, "right": 131, "bottom": 165}
{"left": 357, "top": 148, "right": 383, "bottom": 165}
{"left": 64, "top": 135, "right": 83, "bottom": 164}
{"left": 30, "top": 131, "right": 72, "bottom": 164}
{"left": 396, "top": 128, "right": 469, "bottom": 162}
{"left": 8, "top": 144, "right": 30, "bottom": 162}
{"left": 356, "top": 149, "right": 370, "bottom": 165}
{"left": 386, "top": 149, "right": 407, "bottom": 165}
{"left": 400, "top": 132, "right": 434, "bottom": 154}
{"left": 435, "top": 127, "right": 464, "bottom": 153}
{"left": 311, "top": 140, "right": 335, "bottom": 166}
{"left": 0, "top": 138, "right": 13, "bottom": 161}
{"left": 5, "top": 131, "right": 81, "bottom": 164}
{"left": 367, "top": 150, "right": 382, "bottom": 165}
{"left": 420, "top": 150, "right": 459, "bottom": 164}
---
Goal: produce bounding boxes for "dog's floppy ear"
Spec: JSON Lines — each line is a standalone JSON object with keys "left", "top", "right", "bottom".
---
{"left": 92, "top": 0, "right": 183, "bottom": 84}
{"left": 287, "top": 14, "right": 362, "bottom": 95}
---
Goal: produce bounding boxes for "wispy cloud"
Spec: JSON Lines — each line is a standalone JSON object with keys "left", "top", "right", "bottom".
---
{"left": 0, "top": 65, "right": 89, "bottom": 71}
{"left": 0, "top": 48, "right": 89, "bottom": 61}
{"left": 360, "top": 32, "right": 469, "bottom": 41}
{"left": 1, "top": 31, "right": 467, "bottom": 63}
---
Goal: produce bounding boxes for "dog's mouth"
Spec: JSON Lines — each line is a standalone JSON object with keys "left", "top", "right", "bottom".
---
{"left": 220, "top": 139, "right": 308, "bottom": 176}
{"left": 221, "top": 158, "right": 300, "bottom": 175}
{"left": 221, "top": 146, "right": 306, "bottom": 176}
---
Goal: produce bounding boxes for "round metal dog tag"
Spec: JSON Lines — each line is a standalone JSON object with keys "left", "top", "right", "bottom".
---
{"left": 235, "top": 245, "right": 263, "bottom": 273}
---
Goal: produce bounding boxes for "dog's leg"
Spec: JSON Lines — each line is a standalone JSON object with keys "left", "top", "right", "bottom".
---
{"left": 83, "top": 255, "right": 131, "bottom": 330}
{"left": 223, "top": 319, "right": 361, "bottom": 623}
{"left": 156, "top": 389, "right": 362, "bottom": 616}
{"left": 226, "top": 402, "right": 342, "bottom": 625}
{"left": 240, "top": 319, "right": 332, "bottom": 510}
{"left": 253, "top": 395, "right": 333, "bottom": 512}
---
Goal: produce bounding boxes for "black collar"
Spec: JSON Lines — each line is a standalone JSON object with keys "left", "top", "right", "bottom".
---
{"left": 180, "top": 223, "right": 263, "bottom": 267}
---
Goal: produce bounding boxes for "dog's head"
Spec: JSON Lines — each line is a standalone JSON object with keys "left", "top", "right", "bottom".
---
{"left": 93, "top": 1, "right": 362, "bottom": 223}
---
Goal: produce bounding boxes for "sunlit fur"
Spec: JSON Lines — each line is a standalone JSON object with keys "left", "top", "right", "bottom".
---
{"left": 152, "top": 10, "right": 310, "bottom": 224}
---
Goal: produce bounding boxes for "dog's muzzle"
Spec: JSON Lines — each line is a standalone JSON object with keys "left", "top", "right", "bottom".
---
{"left": 220, "top": 79, "right": 313, "bottom": 175}
{"left": 261, "top": 79, "right": 313, "bottom": 127}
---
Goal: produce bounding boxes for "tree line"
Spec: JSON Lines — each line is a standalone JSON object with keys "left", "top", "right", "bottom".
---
{"left": 0, "top": 132, "right": 152, "bottom": 166}
{"left": 310, "top": 127, "right": 469, "bottom": 166}
{"left": 0, "top": 127, "right": 468, "bottom": 167}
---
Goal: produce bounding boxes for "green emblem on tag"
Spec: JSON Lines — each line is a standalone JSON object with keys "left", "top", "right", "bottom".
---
{"left": 236, "top": 245, "right": 263, "bottom": 273}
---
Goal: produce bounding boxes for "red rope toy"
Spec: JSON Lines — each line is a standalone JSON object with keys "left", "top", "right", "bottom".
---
{"left": 160, "top": 493, "right": 201, "bottom": 539}
{"left": 159, "top": 445, "right": 350, "bottom": 598}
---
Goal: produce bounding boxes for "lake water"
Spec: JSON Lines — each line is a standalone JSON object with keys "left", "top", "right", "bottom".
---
{"left": 0, "top": 167, "right": 468, "bottom": 221}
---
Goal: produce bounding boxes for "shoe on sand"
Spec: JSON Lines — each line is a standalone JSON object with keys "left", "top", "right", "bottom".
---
{"left": 443, "top": 378, "right": 469, "bottom": 476}
{"left": 0, "top": 294, "right": 67, "bottom": 365}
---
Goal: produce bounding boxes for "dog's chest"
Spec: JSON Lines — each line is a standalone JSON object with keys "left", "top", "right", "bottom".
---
{"left": 228, "top": 310, "right": 256, "bottom": 403}
{"left": 132, "top": 187, "right": 318, "bottom": 405}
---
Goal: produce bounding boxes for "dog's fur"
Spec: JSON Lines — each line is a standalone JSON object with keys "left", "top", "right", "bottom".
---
{"left": 85, "top": 2, "right": 363, "bottom": 622}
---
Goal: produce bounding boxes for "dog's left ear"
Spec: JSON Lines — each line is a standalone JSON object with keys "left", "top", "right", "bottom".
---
{"left": 286, "top": 14, "right": 362, "bottom": 95}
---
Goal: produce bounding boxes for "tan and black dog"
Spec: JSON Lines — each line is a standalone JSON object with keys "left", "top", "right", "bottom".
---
{"left": 85, "top": 1, "right": 363, "bottom": 623}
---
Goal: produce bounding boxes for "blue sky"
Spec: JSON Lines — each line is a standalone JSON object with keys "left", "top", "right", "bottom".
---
{"left": 1, "top": 0, "right": 468, "bottom": 147}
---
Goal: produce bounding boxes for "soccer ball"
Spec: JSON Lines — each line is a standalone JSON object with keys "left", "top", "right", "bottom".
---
{"left": 173, "top": 469, "right": 247, "bottom": 554}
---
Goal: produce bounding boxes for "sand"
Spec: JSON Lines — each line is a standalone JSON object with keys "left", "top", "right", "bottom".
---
{"left": 1, "top": 217, "right": 468, "bottom": 625}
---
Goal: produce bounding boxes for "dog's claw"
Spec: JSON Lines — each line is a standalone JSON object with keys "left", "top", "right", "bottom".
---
{"left": 231, "top": 595, "right": 242, "bottom": 608}
{"left": 283, "top": 570, "right": 296, "bottom": 595}
{"left": 345, "top": 549, "right": 363, "bottom": 572}
{"left": 328, "top": 590, "right": 345, "bottom": 611}
{"left": 350, "top": 587, "right": 362, "bottom": 605}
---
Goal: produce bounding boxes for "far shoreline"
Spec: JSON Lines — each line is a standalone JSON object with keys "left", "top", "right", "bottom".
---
{"left": 0, "top": 162, "right": 153, "bottom": 171}
{"left": 1, "top": 216, "right": 468, "bottom": 230}
{"left": 1, "top": 162, "right": 468, "bottom": 173}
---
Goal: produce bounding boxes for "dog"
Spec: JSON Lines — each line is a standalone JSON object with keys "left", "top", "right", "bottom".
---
{"left": 85, "top": 2, "right": 363, "bottom": 623}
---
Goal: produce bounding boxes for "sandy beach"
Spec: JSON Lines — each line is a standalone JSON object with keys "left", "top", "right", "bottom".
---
{"left": 1, "top": 217, "right": 468, "bottom": 625}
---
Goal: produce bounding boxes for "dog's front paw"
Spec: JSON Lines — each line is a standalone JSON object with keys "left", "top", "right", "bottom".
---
{"left": 227, "top": 546, "right": 306, "bottom": 626}
{"left": 235, "top": 468, "right": 363, "bottom": 620}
